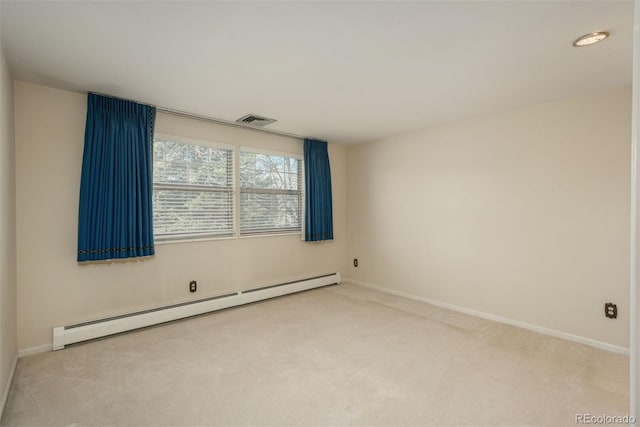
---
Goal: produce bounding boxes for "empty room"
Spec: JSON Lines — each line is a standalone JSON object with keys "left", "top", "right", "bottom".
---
{"left": 0, "top": 0, "right": 639, "bottom": 425}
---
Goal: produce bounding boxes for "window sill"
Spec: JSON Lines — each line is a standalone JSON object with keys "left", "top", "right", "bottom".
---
{"left": 239, "top": 232, "right": 301, "bottom": 239}
{"left": 154, "top": 231, "right": 302, "bottom": 245}
{"left": 155, "top": 235, "right": 236, "bottom": 245}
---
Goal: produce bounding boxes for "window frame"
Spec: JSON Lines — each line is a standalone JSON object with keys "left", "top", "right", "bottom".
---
{"left": 238, "top": 146, "right": 304, "bottom": 237}
{"left": 152, "top": 135, "right": 305, "bottom": 243}
{"left": 152, "top": 133, "right": 236, "bottom": 242}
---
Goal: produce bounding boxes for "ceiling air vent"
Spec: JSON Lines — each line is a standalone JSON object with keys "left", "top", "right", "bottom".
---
{"left": 235, "top": 114, "right": 277, "bottom": 127}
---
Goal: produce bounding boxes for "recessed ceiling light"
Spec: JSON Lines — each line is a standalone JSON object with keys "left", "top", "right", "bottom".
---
{"left": 572, "top": 31, "right": 610, "bottom": 47}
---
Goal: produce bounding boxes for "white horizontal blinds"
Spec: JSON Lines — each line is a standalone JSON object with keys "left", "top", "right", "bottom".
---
{"left": 240, "top": 150, "right": 302, "bottom": 235}
{"left": 153, "top": 139, "right": 234, "bottom": 239}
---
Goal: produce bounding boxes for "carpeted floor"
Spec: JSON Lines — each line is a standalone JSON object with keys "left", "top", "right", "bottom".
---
{"left": 1, "top": 282, "right": 629, "bottom": 426}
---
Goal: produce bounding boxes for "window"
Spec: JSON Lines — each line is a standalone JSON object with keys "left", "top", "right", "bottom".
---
{"left": 152, "top": 136, "right": 302, "bottom": 241}
{"left": 240, "top": 149, "right": 303, "bottom": 235}
{"left": 153, "top": 137, "right": 234, "bottom": 239}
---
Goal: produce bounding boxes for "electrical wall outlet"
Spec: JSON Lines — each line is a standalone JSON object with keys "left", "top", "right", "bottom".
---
{"left": 189, "top": 280, "right": 197, "bottom": 293}
{"left": 604, "top": 302, "right": 617, "bottom": 319}
{"left": 353, "top": 258, "right": 358, "bottom": 267}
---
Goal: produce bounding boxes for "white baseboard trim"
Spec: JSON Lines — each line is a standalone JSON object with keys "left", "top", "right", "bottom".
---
{"left": 0, "top": 354, "right": 17, "bottom": 421}
{"left": 344, "top": 278, "right": 630, "bottom": 356}
{"left": 18, "top": 344, "right": 51, "bottom": 358}
{"left": 53, "top": 273, "right": 340, "bottom": 350}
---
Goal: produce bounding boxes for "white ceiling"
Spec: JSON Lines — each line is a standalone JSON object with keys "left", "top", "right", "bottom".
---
{"left": 0, "top": 1, "right": 634, "bottom": 144}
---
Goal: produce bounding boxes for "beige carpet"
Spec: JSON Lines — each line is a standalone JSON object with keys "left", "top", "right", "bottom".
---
{"left": 1, "top": 283, "right": 629, "bottom": 426}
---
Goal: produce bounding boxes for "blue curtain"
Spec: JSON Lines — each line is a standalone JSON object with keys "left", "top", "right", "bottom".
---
{"left": 77, "top": 93, "right": 156, "bottom": 262}
{"left": 304, "top": 139, "right": 334, "bottom": 241}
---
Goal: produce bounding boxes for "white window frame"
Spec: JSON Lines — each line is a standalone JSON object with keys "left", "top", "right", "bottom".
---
{"left": 152, "top": 135, "right": 305, "bottom": 243}
{"left": 153, "top": 133, "right": 236, "bottom": 242}
{"left": 238, "top": 146, "right": 304, "bottom": 237}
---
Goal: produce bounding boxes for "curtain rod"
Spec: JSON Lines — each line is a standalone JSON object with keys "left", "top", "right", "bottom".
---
{"left": 90, "top": 91, "right": 307, "bottom": 141}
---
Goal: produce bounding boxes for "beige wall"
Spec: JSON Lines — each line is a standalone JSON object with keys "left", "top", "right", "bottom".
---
{"left": 347, "top": 86, "right": 632, "bottom": 348}
{"left": 0, "top": 43, "right": 17, "bottom": 407}
{"left": 13, "top": 80, "right": 632, "bottom": 351}
{"left": 15, "top": 82, "right": 348, "bottom": 351}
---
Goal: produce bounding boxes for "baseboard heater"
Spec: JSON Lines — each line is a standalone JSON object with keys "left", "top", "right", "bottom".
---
{"left": 52, "top": 272, "right": 341, "bottom": 351}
